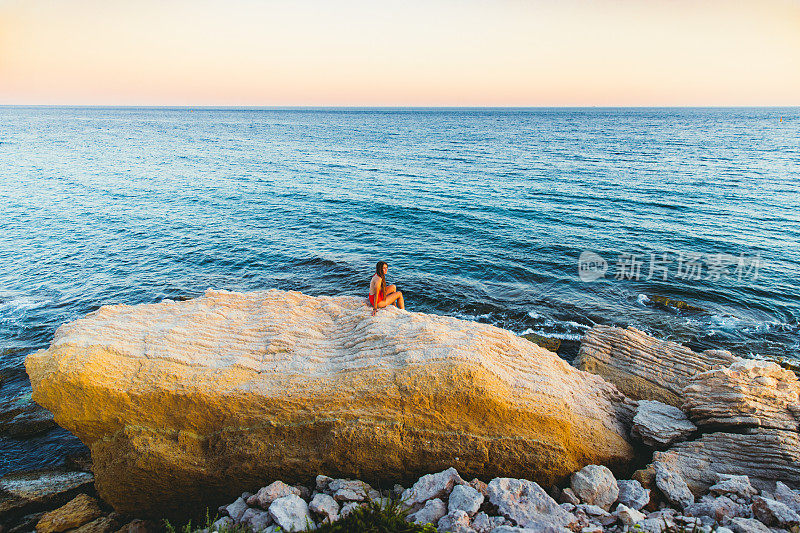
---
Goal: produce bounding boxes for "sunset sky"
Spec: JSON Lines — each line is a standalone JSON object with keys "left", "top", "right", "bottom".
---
{"left": 1, "top": 0, "right": 798, "bottom": 106}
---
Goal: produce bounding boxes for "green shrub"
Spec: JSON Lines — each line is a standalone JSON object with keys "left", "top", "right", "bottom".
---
{"left": 311, "top": 499, "right": 436, "bottom": 533}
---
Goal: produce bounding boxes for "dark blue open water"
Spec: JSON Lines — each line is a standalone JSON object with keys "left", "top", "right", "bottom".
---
{"left": 1, "top": 106, "right": 798, "bottom": 475}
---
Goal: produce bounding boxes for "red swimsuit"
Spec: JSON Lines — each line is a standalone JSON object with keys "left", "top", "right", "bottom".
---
{"left": 368, "top": 292, "right": 384, "bottom": 306}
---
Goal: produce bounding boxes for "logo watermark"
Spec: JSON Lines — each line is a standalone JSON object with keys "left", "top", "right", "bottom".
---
{"left": 578, "top": 251, "right": 762, "bottom": 282}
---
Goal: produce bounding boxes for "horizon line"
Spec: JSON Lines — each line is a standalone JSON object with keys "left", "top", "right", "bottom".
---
{"left": 1, "top": 104, "right": 799, "bottom": 109}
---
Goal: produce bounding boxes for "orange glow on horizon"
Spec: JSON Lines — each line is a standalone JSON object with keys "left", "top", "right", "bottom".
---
{"left": 1, "top": 0, "right": 798, "bottom": 106}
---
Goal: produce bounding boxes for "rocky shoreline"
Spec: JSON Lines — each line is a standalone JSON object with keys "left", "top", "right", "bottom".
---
{"left": 3, "top": 289, "right": 799, "bottom": 532}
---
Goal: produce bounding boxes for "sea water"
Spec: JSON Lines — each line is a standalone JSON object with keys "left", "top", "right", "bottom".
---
{"left": 0, "top": 106, "right": 798, "bottom": 474}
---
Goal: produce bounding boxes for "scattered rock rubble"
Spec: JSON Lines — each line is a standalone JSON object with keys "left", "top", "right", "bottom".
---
{"left": 208, "top": 465, "right": 800, "bottom": 533}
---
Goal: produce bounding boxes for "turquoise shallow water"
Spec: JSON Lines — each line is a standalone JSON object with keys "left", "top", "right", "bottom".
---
{"left": 0, "top": 106, "right": 798, "bottom": 474}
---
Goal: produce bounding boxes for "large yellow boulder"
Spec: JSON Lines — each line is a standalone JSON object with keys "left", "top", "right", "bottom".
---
{"left": 26, "top": 289, "right": 635, "bottom": 519}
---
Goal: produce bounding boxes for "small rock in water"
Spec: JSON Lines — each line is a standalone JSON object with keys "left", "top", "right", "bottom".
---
{"left": 268, "top": 494, "right": 314, "bottom": 532}
{"left": 448, "top": 484, "right": 484, "bottom": 516}
{"left": 654, "top": 462, "right": 694, "bottom": 509}
{"left": 570, "top": 465, "right": 619, "bottom": 511}
{"left": 616, "top": 479, "right": 650, "bottom": 510}
{"left": 408, "top": 498, "right": 447, "bottom": 526}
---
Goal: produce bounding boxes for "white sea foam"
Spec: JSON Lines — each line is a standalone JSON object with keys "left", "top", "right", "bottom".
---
{"left": 518, "top": 328, "right": 583, "bottom": 341}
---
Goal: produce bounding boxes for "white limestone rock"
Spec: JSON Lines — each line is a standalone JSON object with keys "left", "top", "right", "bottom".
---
{"left": 240, "top": 508, "right": 273, "bottom": 531}
{"left": 449, "top": 484, "right": 484, "bottom": 516}
{"left": 616, "top": 479, "right": 650, "bottom": 510}
{"left": 24, "top": 289, "right": 637, "bottom": 518}
{"left": 727, "top": 517, "right": 772, "bottom": 533}
{"left": 751, "top": 496, "right": 800, "bottom": 528}
{"left": 339, "top": 502, "right": 361, "bottom": 518}
{"left": 575, "top": 324, "right": 736, "bottom": 406}
{"left": 684, "top": 495, "right": 747, "bottom": 522}
{"left": 472, "top": 512, "right": 492, "bottom": 533}
{"left": 570, "top": 465, "right": 619, "bottom": 511}
{"left": 632, "top": 400, "right": 696, "bottom": 448}
{"left": 774, "top": 481, "right": 800, "bottom": 513}
{"left": 328, "top": 479, "right": 369, "bottom": 502}
{"left": 211, "top": 517, "right": 233, "bottom": 532}
{"left": 225, "top": 497, "right": 249, "bottom": 523}
{"left": 559, "top": 487, "right": 580, "bottom": 505}
{"left": 487, "top": 477, "right": 575, "bottom": 529}
{"left": 315, "top": 475, "right": 333, "bottom": 492}
{"left": 616, "top": 504, "right": 645, "bottom": 526}
{"left": 248, "top": 481, "right": 301, "bottom": 509}
{"left": 576, "top": 504, "right": 615, "bottom": 526}
{"left": 401, "top": 468, "right": 465, "bottom": 507}
{"left": 408, "top": 498, "right": 447, "bottom": 526}
{"left": 437, "top": 509, "right": 473, "bottom": 532}
{"left": 683, "top": 359, "right": 800, "bottom": 431}
{"left": 653, "top": 430, "right": 800, "bottom": 495}
{"left": 308, "top": 493, "right": 339, "bottom": 523}
{"left": 268, "top": 494, "right": 314, "bottom": 532}
{"left": 709, "top": 474, "right": 758, "bottom": 499}
{"left": 654, "top": 462, "right": 694, "bottom": 509}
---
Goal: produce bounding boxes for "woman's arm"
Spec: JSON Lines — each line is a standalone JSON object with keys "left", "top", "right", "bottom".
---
{"left": 372, "top": 277, "right": 381, "bottom": 315}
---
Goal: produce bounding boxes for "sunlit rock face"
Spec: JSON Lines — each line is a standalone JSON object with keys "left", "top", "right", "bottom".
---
{"left": 25, "top": 289, "right": 635, "bottom": 519}
{"left": 575, "top": 325, "right": 736, "bottom": 407}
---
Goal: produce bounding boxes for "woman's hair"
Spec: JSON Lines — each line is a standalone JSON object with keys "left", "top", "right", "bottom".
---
{"left": 375, "top": 261, "right": 387, "bottom": 299}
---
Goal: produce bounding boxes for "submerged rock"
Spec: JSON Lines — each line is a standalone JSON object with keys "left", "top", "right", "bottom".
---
{"left": 25, "top": 289, "right": 635, "bottom": 518}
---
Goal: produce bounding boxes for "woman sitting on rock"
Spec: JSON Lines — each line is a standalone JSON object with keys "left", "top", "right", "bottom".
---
{"left": 369, "top": 261, "right": 404, "bottom": 315}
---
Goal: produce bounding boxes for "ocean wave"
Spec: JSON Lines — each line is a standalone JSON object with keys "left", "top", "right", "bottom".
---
{"left": 518, "top": 328, "right": 583, "bottom": 341}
